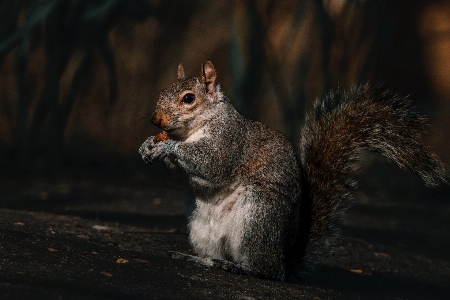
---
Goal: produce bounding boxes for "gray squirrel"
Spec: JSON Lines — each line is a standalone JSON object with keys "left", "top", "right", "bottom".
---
{"left": 139, "top": 61, "right": 447, "bottom": 281}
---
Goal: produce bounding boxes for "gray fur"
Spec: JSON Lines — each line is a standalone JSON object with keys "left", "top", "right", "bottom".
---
{"left": 139, "top": 63, "right": 448, "bottom": 281}
{"left": 297, "top": 84, "right": 448, "bottom": 271}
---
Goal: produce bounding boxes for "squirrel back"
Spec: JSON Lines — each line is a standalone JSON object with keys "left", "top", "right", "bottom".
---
{"left": 139, "top": 62, "right": 448, "bottom": 281}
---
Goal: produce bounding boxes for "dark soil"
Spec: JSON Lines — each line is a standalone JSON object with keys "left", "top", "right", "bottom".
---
{"left": 1, "top": 161, "right": 449, "bottom": 299}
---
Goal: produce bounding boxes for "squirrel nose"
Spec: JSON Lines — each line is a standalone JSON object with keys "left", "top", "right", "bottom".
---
{"left": 152, "top": 112, "right": 169, "bottom": 128}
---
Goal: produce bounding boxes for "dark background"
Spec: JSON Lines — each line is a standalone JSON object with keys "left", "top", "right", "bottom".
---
{"left": 0, "top": 1, "right": 449, "bottom": 299}
{"left": 1, "top": 0, "right": 449, "bottom": 172}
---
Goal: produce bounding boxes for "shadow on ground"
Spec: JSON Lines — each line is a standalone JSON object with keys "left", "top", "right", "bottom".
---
{"left": 0, "top": 160, "right": 449, "bottom": 299}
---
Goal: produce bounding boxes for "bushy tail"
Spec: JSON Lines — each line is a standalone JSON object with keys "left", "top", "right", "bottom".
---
{"left": 296, "top": 84, "right": 448, "bottom": 272}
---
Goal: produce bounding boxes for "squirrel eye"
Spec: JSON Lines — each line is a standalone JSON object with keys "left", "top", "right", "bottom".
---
{"left": 182, "top": 93, "right": 195, "bottom": 104}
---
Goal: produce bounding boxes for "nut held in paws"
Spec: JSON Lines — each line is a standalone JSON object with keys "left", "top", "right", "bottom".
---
{"left": 154, "top": 132, "right": 170, "bottom": 143}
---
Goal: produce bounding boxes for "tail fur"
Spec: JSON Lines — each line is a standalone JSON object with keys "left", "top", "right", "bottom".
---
{"left": 296, "top": 84, "right": 448, "bottom": 272}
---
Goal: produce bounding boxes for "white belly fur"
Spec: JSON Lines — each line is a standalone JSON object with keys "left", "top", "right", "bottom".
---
{"left": 188, "top": 184, "right": 252, "bottom": 265}
{"left": 185, "top": 126, "right": 208, "bottom": 143}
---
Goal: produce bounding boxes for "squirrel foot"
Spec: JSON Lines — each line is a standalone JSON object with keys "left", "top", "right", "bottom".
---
{"left": 167, "top": 251, "right": 266, "bottom": 279}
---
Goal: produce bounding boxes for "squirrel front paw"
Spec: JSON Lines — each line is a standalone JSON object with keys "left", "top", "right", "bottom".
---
{"left": 139, "top": 137, "right": 155, "bottom": 164}
{"left": 139, "top": 137, "right": 176, "bottom": 164}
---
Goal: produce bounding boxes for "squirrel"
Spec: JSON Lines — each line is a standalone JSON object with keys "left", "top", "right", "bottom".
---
{"left": 139, "top": 61, "right": 448, "bottom": 281}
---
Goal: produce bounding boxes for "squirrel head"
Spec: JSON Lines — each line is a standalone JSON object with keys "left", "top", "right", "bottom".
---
{"left": 152, "top": 61, "right": 226, "bottom": 140}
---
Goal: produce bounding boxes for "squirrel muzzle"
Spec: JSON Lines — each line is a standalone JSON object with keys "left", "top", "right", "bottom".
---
{"left": 151, "top": 112, "right": 170, "bottom": 128}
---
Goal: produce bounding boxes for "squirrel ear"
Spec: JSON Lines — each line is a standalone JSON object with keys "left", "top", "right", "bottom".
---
{"left": 177, "top": 63, "right": 186, "bottom": 80}
{"left": 201, "top": 61, "right": 216, "bottom": 95}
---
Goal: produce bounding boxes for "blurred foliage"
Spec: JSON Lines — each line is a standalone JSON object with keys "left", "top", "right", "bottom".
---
{"left": 228, "top": 0, "right": 392, "bottom": 141}
{"left": 0, "top": 0, "right": 155, "bottom": 172}
{"left": 0, "top": 0, "right": 448, "bottom": 173}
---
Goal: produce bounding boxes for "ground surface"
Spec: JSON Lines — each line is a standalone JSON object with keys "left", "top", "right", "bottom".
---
{"left": 1, "top": 161, "right": 449, "bottom": 300}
